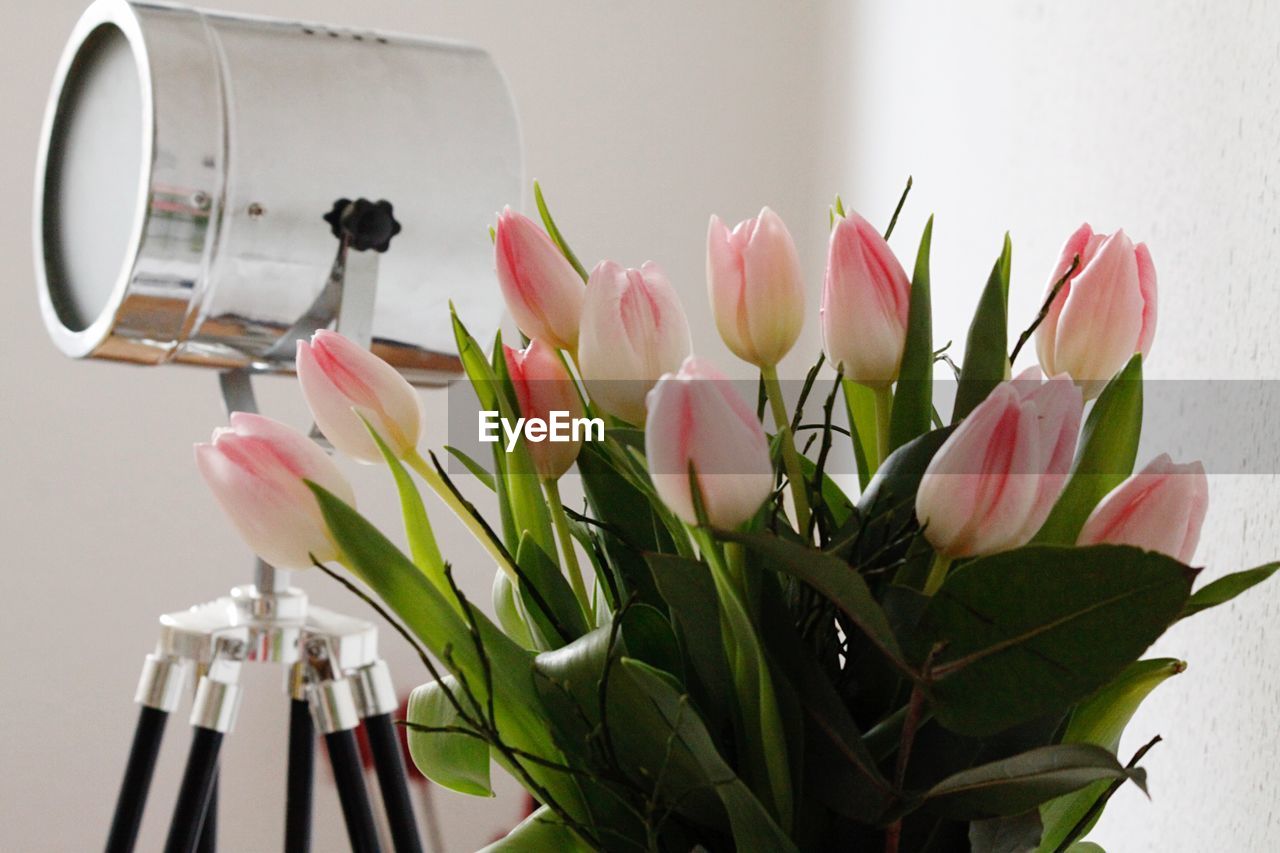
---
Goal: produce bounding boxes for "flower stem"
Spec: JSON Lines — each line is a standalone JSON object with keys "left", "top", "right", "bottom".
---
{"left": 405, "top": 449, "right": 516, "bottom": 582}
{"left": 873, "top": 384, "right": 893, "bottom": 466}
{"left": 543, "top": 477, "right": 595, "bottom": 627}
{"left": 923, "top": 552, "right": 953, "bottom": 596}
{"left": 761, "top": 364, "right": 812, "bottom": 533}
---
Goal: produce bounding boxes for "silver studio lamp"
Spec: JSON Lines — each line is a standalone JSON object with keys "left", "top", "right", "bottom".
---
{"left": 35, "top": 0, "right": 521, "bottom": 383}
{"left": 34, "top": 4, "right": 523, "bottom": 851}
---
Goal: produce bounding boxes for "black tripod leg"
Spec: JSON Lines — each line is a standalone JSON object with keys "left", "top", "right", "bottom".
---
{"left": 195, "top": 771, "right": 216, "bottom": 853}
{"left": 364, "top": 713, "right": 423, "bottom": 853}
{"left": 163, "top": 727, "right": 223, "bottom": 853}
{"left": 106, "top": 705, "right": 170, "bottom": 853}
{"left": 285, "top": 699, "right": 314, "bottom": 853}
{"left": 325, "top": 729, "right": 382, "bottom": 853}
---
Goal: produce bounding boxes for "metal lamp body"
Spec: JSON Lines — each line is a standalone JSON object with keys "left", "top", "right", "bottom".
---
{"left": 35, "top": 0, "right": 521, "bottom": 384}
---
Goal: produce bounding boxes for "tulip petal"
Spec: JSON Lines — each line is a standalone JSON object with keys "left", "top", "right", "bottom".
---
{"left": 1133, "top": 242, "right": 1158, "bottom": 359}
{"left": 645, "top": 357, "right": 772, "bottom": 528}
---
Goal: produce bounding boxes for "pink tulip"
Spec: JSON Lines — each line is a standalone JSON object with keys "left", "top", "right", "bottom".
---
{"left": 916, "top": 370, "right": 1083, "bottom": 558}
{"left": 1077, "top": 454, "right": 1208, "bottom": 563}
{"left": 821, "top": 211, "right": 912, "bottom": 386}
{"left": 503, "top": 339, "right": 584, "bottom": 480}
{"left": 296, "top": 330, "right": 424, "bottom": 464}
{"left": 578, "top": 260, "right": 692, "bottom": 425}
{"left": 645, "top": 356, "right": 774, "bottom": 528}
{"left": 195, "top": 413, "right": 355, "bottom": 570}
{"left": 494, "top": 207, "right": 585, "bottom": 351}
{"left": 1035, "top": 224, "right": 1157, "bottom": 397}
{"left": 706, "top": 207, "right": 805, "bottom": 367}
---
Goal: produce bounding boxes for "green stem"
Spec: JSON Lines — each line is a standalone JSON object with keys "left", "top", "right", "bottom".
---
{"left": 873, "top": 384, "right": 893, "bottom": 466}
{"left": 761, "top": 365, "right": 812, "bottom": 532}
{"left": 724, "top": 540, "right": 759, "bottom": 626}
{"left": 689, "top": 525, "right": 792, "bottom": 826}
{"left": 406, "top": 449, "right": 517, "bottom": 582}
{"left": 543, "top": 477, "right": 595, "bottom": 627}
{"left": 841, "top": 377, "right": 874, "bottom": 487}
{"left": 923, "top": 552, "right": 953, "bottom": 596}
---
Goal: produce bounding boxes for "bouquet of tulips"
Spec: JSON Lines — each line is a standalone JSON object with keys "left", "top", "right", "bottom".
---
{"left": 197, "top": 181, "right": 1278, "bottom": 852}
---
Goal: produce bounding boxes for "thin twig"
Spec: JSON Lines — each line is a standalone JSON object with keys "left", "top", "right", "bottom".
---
{"left": 884, "top": 175, "right": 913, "bottom": 240}
{"left": 1010, "top": 254, "right": 1080, "bottom": 363}
{"left": 884, "top": 646, "right": 939, "bottom": 853}
{"left": 1052, "top": 734, "right": 1163, "bottom": 853}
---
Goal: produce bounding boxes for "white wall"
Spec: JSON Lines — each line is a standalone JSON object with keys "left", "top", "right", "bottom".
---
{"left": 835, "top": 1, "right": 1280, "bottom": 848}
{"left": 0, "top": 2, "right": 829, "bottom": 850}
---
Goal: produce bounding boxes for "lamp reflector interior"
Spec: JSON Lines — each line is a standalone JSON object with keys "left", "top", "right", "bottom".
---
{"left": 41, "top": 23, "right": 145, "bottom": 332}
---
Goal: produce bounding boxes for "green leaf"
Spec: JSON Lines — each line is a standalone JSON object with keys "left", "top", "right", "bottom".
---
{"left": 480, "top": 806, "right": 593, "bottom": 852}
{"left": 970, "top": 810, "right": 1043, "bottom": 853}
{"left": 533, "top": 625, "right": 725, "bottom": 837}
{"left": 306, "top": 483, "right": 592, "bottom": 823}
{"left": 363, "top": 419, "right": 447, "bottom": 593}
{"left": 514, "top": 532, "right": 589, "bottom": 649}
{"left": 923, "top": 744, "right": 1143, "bottom": 819}
{"left": 1181, "top": 562, "right": 1280, "bottom": 619}
{"left": 785, "top": 639, "right": 895, "bottom": 822}
{"left": 646, "top": 554, "right": 734, "bottom": 732}
{"left": 619, "top": 603, "right": 683, "bottom": 679}
{"left": 492, "top": 570, "right": 535, "bottom": 648}
{"left": 1035, "top": 356, "right": 1142, "bottom": 545}
{"left": 953, "top": 235, "right": 1012, "bottom": 422}
{"left": 888, "top": 216, "right": 934, "bottom": 453}
{"left": 724, "top": 531, "right": 911, "bottom": 676}
{"left": 694, "top": 537, "right": 794, "bottom": 828}
{"left": 406, "top": 676, "right": 492, "bottom": 796}
{"left": 797, "top": 452, "right": 855, "bottom": 530}
{"left": 1062, "top": 659, "right": 1184, "bottom": 751}
{"left": 444, "top": 444, "right": 496, "bottom": 491}
{"left": 450, "top": 303, "right": 501, "bottom": 410}
{"left": 490, "top": 332, "right": 557, "bottom": 558}
{"left": 832, "top": 426, "right": 953, "bottom": 563}
{"left": 451, "top": 306, "right": 518, "bottom": 549}
{"left": 577, "top": 442, "right": 668, "bottom": 607}
{"left": 533, "top": 180, "right": 589, "bottom": 281}
{"left": 622, "top": 659, "right": 799, "bottom": 853}
{"left": 843, "top": 379, "right": 877, "bottom": 488}
{"left": 1067, "top": 844, "right": 1105, "bottom": 852}
{"left": 923, "top": 544, "right": 1194, "bottom": 736}
{"left": 1038, "top": 659, "right": 1184, "bottom": 851}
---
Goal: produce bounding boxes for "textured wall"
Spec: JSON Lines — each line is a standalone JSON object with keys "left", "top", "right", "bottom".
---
{"left": 834, "top": 1, "right": 1280, "bottom": 848}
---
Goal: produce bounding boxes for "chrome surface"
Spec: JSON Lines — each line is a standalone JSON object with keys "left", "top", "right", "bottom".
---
{"left": 139, "top": 581, "right": 387, "bottom": 706}
{"left": 351, "top": 659, "right": 399, "bottom": 717}
{"left": 189, "top": 637, "right": 247, "bottom": 732}
{"left": 303, "top": 637, "right": 363, "bottom": 733}
{"left": 307, "top": 677, "right": 362, "bottom": 735}
{"left": 134, "top": 653, "right": 188, "bottom": 711}
{"left": 35, "top": 0, "right": 521, "bottom": 385}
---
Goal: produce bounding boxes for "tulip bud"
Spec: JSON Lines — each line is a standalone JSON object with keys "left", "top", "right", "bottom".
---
{"left": 503, "top": 339, "right": 584, "bottom": 480}
{"left": 706, "top": 207, "right": 805, "bottom": 368}
{"left": 296, "top": 330, "right": 424, "bottom": 464}
{"left": 645, "top": 356, "right": 774, "bottom": 528}
{"left": 821, "top": 211, "right": 911, "bottom": 386}
{"left": 494, "top": 207, "right": 586, "bottom": 351}
{"left": 195, "top": 413, "right": 356, "bottom": 570}
{"left": 578, "top": 260, "right": 692, "bottom": 425}
{"left": 1077, "top": 454, "right": 1208, "bottom": 563}
{"left": 1035, "top": 224, "right": 1157, "bottom": 397}
{"left": 916, "top": 370, "right": 1083, "bottom": 558}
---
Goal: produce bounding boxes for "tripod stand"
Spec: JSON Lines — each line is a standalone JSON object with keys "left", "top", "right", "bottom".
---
{"left": 103, "top": 200, "right": 424, "bottom": 853}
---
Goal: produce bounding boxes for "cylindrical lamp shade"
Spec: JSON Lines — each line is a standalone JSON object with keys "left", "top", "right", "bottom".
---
{"left": 34, "top": 0, "right": 522, "bottom": 384}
